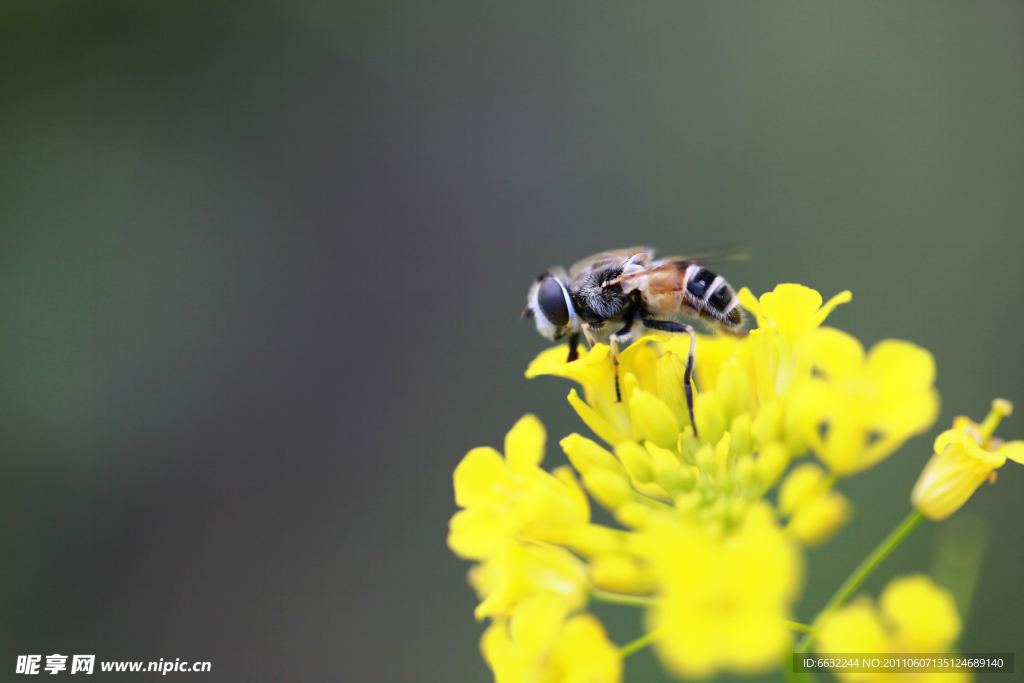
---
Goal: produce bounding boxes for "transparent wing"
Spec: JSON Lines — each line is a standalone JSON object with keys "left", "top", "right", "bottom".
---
{"left": 654, "top": 248, "right": 750, "bottom": 267}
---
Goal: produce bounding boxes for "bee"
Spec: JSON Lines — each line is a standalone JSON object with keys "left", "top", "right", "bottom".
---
{"left": 523, "top": 247, "right": 745, "bottom": 436}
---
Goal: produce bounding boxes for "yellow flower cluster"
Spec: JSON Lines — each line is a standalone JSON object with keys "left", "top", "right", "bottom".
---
{"left": 816, "top": 574, "right": 970, "bottom": 683}
{"left": 449, "top": 283, "right": 944, "bottom": 682}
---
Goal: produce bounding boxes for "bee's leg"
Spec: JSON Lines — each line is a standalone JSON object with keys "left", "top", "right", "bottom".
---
{"left": 609, "top": 318, "right": 636, "bottom": 403}
{"left": 566, "top": 332, "right": 580, "bottom": 363}
{"left": 580, "top": 324, "right": 594, "bottom": 348}
{"left": 641, "top": 317, "right": 698, "bottom": 438}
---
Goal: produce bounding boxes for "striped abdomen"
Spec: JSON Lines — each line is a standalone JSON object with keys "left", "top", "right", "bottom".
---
{"left": 680, "top": 264, "right": 742, "bottom": 328}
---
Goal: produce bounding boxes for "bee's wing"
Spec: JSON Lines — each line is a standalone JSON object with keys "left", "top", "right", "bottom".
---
{"left": 568, "top": 247, "right": 654, "bottom": 279}
{"left": 603, "top": 261, "right": 691, "bottom": 288}
{"left": 654, "top": 249, "right": 750, "bottom": 267}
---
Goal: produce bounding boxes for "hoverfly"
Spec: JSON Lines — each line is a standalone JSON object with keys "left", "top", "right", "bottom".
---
{"left": 523, "top": 247, "right": 745, "bottom": 436}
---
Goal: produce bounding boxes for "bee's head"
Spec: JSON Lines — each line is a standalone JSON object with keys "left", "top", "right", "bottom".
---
{"left": 524, "top": 272, "right": 577, "bottom": 341}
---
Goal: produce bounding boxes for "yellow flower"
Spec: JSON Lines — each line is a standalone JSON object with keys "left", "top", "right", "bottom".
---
{"left": 738, "top": 284, "right": 851, "bottom": 400}
{"left": 454, "top": 279, "right": 971, "bottom": 682}
{"left": 449, "top": 415, "right": 589, "bottom": 559}
{"left": 788, "top": 489, "right": 851, "bottom": 546}
{"left": 879, "top": 575, "right": 961, "bottom": 652}
{"left": 481, "top": 593, "right": 622, "bottom": 683}
{"left": 640, "top": 505, "right": 802, "bottom": 678}
{"left": 816, "top": 598, "right": 892, "bottom": 655}
{"left": 470, "top": 540, "right": 588, "bottom": 620}
{"left": 912, "top": 399, "right": 1024, "bottom": 521}
{"left": 530, "top": 333, "right": 727, "bottom": 448}
{"left": 689, "top": 332, "right": 754, "bottom": 396}
{"left": 588, "top": 553, "right": 654, "bottom": 595}
{"left": 816, "top": 574, "right": 969, "bottom": 683}
{"left": 528, "top": 343, "right": 633, "bottom": 444}
{"left": 778, "top": 463, "right": 851, "bottom": 545}
{"left": 793, "top": 327, "right": 939, "bottom": 476}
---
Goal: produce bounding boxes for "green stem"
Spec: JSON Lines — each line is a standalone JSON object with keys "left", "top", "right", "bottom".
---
{"left": 797, "top": 509, "right": 924, "bottom": 652}
{"left": 784, "top": 621, "right": 814, "bottom": 634}
{"left": 620, "top": 629, "right": 663, "bottom": 658}
{"left": 590, "top": 589, "right": 657, "bottom": 608}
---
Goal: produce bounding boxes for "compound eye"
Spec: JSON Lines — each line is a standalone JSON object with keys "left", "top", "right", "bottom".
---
{"left": 537, "top": 277, "right": 570, "bottom": 328}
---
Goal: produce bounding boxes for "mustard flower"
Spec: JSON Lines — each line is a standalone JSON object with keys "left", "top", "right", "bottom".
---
{"left": 737, "top": 283, "right": 851, "bottom": 400}
{"left": 912, "top": 399, "right": 1024, "bottom": 521}
{"left": 778, "top": 463, "right": 851, "bottom": 545}
{"left": 470, "top": 540, "right": 588, "bottom": 620}
{"left": 587, "top": 552, "right": 654, "bottom": 596}
{"left": 449, "top": 415, "right": 589, "bottom": 560}
{"left": 481, "top": 593, "right": 622, "bottom": 683}
{"left": 451, "top": 277, "right": 1008, "bottom": 683}
{"left": 793, "top": 327, "right": 939, "bottom": 476}
{"left": 528, "top": 338, "right": 691, "bottom": 447}
{"left": 639, "top": 505, "right": 802, "bottom": 678}
{"left": 816, "top": 574, "right": 969, "bottom": 683}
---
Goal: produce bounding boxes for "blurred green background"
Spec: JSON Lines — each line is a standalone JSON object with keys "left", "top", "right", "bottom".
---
{"left": 1, "top": 2, "right": 1021, "bottom": 681}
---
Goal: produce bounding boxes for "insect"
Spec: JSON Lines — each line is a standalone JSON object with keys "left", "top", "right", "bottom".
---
{"left": 523, "top": 247, "right": 745, "bottom": 437}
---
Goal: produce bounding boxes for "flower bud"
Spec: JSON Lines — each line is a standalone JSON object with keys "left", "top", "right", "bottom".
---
{"left": 655, "top": 351, "right": 693, "bottom": 430}
{"left": 729, "top": 413, "right": 753, "bottom": 460}
{"left": 567, "top": 524, "right": 622, "bottom": 557}
{"left": 615, "top": 440, "right": 655, "bottom": 483}
{"left": 716, "top": 432, "right": 732, "bottom": 473}
{"left": 646, "top": 442, "right": 695, "bottom": 495}
{"left": 678, "top": 429, "right": 700, "bottom": 466}
{"left": 589, "top": 553, "right": 654, "bottom": 595}
{"left": 752, "top": 400, "right": 784, "bottom": 449}
{"left": 629, "top": 389, "right": 680, "bottom": 449}
{"left": 736, "top": 454, "right": 757, "bottom": 491}
{"left": 779, "top": 463, "right": 825, "bottom": 515}
{"left": 912, "top": 399, "right": 1024, "bottom": 521}
{"left": 717, "top": 357, "right": 752, "bottom": 422}
{"left": 756, "top": 442, "right": 791, "bottom": 490}
{"left": 615, "top": 501, "right": 653, "bottom": 528}
{"left": 789, "top": 490, "right": 850, "bottom": 545}
{"left": 584, "top": 469, "right": 633, "bottom": 510}
{"left": 695, "top": 442, "right": 717, "bottom": 476}
{"left": 560, "top": 433, "right": 629, "bottom": 479}
{"left": 694, "top": 389, "right": 726, "bottom": 445}
{"left": 911, "top": 441, "right": 999, "bottom": 521}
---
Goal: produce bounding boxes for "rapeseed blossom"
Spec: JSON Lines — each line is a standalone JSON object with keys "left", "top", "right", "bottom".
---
{"left": 482, "top": 593, "right": 622, "bottom": 683}
{"left": 816, "top": 574, "right": 970, "bottom": 683}
{"left": 449, "top": 281, "right": 1010, "bottom": 682}
{"left": 737, "top": 283, "right": 851, "bottom": 399}
{"left": 640, "top": 505, "right": 802, "bottom": 678}
{"left": 912, "top": 399, "right": 1024, "bottom": 520}
{"left": 448, "top": 414, "right": 589, "bottom": 560}
{"left": 794, "top": 328, "right": 939, "bottom": 476}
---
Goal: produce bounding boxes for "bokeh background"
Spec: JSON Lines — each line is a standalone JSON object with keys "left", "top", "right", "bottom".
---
{"left": 1, "top": 2, "right": 1022, "bottom": 681}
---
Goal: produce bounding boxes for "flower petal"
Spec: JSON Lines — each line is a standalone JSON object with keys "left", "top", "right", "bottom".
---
{"left": 759, "top": 284, "right": 822, "bottom": 337}
{"left": 808, "top": 290, "right": 852, "bottom": 328}
{"left": 505, "top": 414, "right": 546, "bottom": 471}
{"left": 568, "top": 389, "right": 630, "bottom": 446}
{"left": 525, "top": 344, "right": 576, "bottom": 378}
{"left": 448, "top": 508, "right": 520, "bottom": 559}
{"left": 510, "top": 592, "right": 569, "bottom": 655}
{"left": 804, "top": 327, "right": 864, "bottom": 380}
{"left": 868, "top": 340, "right": 936, "bottom": 393}
{"left": 453, "top": 447, "right": 506, "bottom": 507}
{"left": 995, "top": 440, "right": 1024, "bottom": 465}
{"left": 879, "top": 574, "right": 961, "bottom": 650}
{"left": 737, "top": 287, "right": 764, "bottom": 328}
{"left": 551, "top": 614, "right": 623, "bottom": 683}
